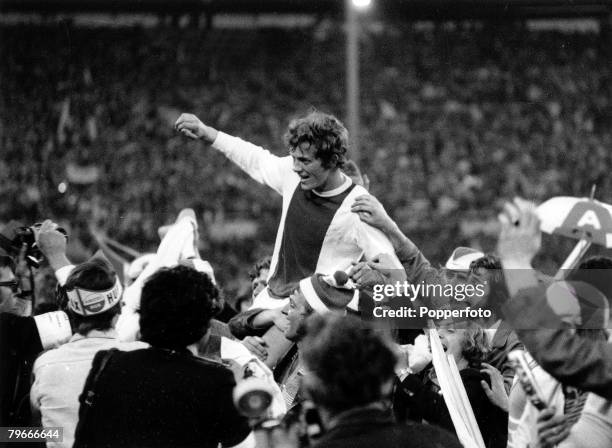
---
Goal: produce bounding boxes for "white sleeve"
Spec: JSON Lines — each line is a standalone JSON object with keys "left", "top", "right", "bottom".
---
{"left": 33, "top": 311, "right": 72, "bottom": 349}
{"left": 54, "top": 265, "right": 75, "bottom": 286}
{"left": 123, "top": 215, "right": 197, "bottom": 312}
{"left": 118, "top": 213, "right": 198, "bottom": 342}
{"left": 355, "top": 221, "right": 403, "bottom": 269}
{"left": 30, "top": 366, "right": 42, "bottom": 411}
{"left": 212, "top": 132, "right": 292, "bottom": 195}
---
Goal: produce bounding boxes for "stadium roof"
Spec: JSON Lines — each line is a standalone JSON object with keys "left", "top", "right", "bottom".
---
{"left": 1, "top": 0, "right": 611, "bottom": 19}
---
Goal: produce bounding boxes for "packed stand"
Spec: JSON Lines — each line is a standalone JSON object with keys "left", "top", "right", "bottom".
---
{"left": 1, "top": 17, "right": 612, "bottom": 448}
{"left": 1, "top": 22, "right": 611, "bottom": 288}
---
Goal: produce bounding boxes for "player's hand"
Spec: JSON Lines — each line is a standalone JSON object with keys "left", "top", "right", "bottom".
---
{"left": 174, "top": 113, "right": 218, "bottom": 143}
{"left": 351, "top": 195, "right": 394, "bottom": 233}
{"left": 242, "top": 336, "right": 268, "bottom": 361}
{"left": 497, "top": 197, "right": 541, "bottom": 267}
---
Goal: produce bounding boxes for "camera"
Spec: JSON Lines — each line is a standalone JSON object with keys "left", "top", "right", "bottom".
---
{"left": 0, "top": 221, "right": 67, "bottom": 269}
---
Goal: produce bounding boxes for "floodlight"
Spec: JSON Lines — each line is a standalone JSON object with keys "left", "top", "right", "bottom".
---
{"left": 351, "top": 0, "right": 372, "bottom": 9}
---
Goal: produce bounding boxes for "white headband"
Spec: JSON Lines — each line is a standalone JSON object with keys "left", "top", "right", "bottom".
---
{"left": 66, "top": 277, "right": 123, "bottom": 316}
{"left": 299, "top": 277, "right": 329, "bottom": 314}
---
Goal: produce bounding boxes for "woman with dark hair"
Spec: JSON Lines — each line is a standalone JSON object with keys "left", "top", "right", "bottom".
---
{"left": 395, "top": 322, "right": 508, "bottom": 448}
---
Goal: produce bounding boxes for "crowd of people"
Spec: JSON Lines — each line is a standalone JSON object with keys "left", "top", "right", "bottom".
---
{"left": 1, "top": 16, "right": 612, "bottom": 448}
{"left": 1, "top": 20, "right": 611, "bottom": 294}
{"left": 1, "top": 101, "right": 612, "bottom": 448}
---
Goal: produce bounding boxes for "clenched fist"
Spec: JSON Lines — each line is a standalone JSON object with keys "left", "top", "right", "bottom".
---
{"left": 174, "top": 113, "right": 218, "bottom": 144}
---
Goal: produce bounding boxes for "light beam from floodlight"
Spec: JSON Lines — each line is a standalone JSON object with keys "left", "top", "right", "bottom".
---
{"left": 351, "top": 0, "right": 371, "bottom": 9}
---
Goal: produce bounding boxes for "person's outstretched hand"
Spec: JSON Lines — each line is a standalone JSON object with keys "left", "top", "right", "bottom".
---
{"left": 174, "top": 113, "right": 218, "bottom": 144}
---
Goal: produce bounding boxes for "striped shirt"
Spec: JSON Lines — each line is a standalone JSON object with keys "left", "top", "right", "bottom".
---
{"left": 212, "top": 132, "right": 402, "bottom": 306}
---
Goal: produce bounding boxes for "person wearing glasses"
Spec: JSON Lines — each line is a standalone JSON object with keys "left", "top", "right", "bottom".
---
{"left": 0, "top": 229, "right": 72, "bottom": 426}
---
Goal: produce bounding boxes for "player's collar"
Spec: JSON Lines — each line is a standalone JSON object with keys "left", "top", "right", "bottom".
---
{"left": 312, "top": 174, "right": 352, "bottom": 198}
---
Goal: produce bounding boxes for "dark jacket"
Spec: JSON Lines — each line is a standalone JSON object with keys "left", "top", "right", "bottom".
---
{"left": 487, "top": 320, "right": 523, "bottom": 393}
{"left": 228, "top": 308, "right": 268, "bottom": 339}
{"left": 395, "top": 368, "right": 508, "bottom": 448}
{"left": 74, "top": 347, "right": 250, "bottom": 448}
{"left": 313, "top": 406, "right": 462, "bottom": 448}
{"left": 0, "top": 313, "right": 43, "bottom": 426}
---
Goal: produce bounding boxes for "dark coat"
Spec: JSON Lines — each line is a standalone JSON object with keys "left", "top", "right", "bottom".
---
{"left": 487, "top": 320, "right": 523, "bottom": 393}
{"left": 0, "top": 313, "right": 42, "bottom": 426}
{"left": 74, "top": 347, "right": 250, "bottom": 448}
{"left": 395, "top": 368, "right": 508, "bottom": 448}
{"left": 313, "top": 406, "right": 462, "bottom": 448}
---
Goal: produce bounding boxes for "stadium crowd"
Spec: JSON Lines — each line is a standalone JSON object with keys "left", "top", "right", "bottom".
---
{"left": 1, "top": 21, "right": 611, "bottom": 291}
{"left": 1, "top": 17, "right": 612, "bottom": 448}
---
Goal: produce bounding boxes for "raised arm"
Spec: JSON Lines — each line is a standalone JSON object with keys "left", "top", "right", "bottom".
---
{"left": 503, "top": 287, "right": 612, "bottom": 400}
{"left": 497, "top": 198, "right": 612, "bottom": 399}
{"left": 175, "top": 113, "right": 292, "bottom": 195}
{"left": 351, "top": 194, "right": 441, "bottom": 285}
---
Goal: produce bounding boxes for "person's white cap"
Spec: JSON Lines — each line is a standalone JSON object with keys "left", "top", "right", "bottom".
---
{"left": 445, "top": 247, "right": 485, "bottom": 271}
{"left": 298, "top": 274, "right": 354, "bottom": 314}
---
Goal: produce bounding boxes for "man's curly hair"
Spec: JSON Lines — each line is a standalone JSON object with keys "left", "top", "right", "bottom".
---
{"left": 284, "top": 111, "right": 349, "bottom": 169}
{"left": 139, "top": 265, "right": 219, "bottom": 349}
{"left": 300, "top": 314, "right": 397, "bottom": 414}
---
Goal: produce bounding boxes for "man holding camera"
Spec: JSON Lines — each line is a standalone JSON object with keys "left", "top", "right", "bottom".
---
{"left": 0, "top": 221, "right": 72, "bottom": 426}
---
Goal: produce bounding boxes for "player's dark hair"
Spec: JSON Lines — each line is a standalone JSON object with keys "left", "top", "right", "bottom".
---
{"left": 284, "top": 111, "right": 349, "bottom": 170}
